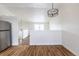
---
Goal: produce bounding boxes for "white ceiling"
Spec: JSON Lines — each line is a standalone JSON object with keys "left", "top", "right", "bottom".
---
{"left": 1, "top": 3, "right": 51, "bottom": 8}
{"left": 0, "top": 3, "right": 62, "bottom": 9}
{"left": 0, "top": 3, "right": 63, "bottom": 23}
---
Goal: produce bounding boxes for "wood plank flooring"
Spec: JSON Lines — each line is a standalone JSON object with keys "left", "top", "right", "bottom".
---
{"left": 0, "top": 45, "right": 75, "bottom": 56}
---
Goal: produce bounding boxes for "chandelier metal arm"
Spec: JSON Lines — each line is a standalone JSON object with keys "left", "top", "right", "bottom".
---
{"left": 52, "top": 3, "right": 53, "bottom": 9}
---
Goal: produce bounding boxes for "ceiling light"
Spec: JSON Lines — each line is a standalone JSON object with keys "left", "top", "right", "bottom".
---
{"left": 47, "top": 3, "right": 59, "bottom": 17}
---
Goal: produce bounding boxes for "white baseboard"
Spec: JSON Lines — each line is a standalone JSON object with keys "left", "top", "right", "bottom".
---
{"left": 30, "top": 44, "right": 62, "bottom": 45}
{"left": 12, "top": 43, "right": 19, "bottom": 46}
{"left": 63, "top": 45, "right": 78, "bottom": 56}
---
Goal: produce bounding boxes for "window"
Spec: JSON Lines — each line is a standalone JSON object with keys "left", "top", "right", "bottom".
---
{"left": 34, "top": 24, "right": 44, "bottom": 31}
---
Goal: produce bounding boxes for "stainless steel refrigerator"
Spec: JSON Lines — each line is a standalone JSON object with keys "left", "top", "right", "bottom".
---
{"left": 0, "top": 21, "right": 12, "bottom": 52}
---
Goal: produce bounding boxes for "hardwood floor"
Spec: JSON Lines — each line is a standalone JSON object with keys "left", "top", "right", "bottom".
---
{"left": 0, "top": 45, "right": 75, "bottom": 56}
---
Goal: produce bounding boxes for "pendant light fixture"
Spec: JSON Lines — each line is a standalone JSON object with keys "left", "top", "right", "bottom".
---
{"left": 47, "top": 3, "right": 59, "bottom": 17}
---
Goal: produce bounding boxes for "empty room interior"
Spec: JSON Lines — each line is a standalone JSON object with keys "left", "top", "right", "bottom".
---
{"left": 0, "top": 3, "right": 79, "bottom": 56}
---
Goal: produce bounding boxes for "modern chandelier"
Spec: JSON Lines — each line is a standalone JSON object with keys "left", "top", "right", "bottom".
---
{"left": 47, "top": 3, "right": 59, "bottom": 17}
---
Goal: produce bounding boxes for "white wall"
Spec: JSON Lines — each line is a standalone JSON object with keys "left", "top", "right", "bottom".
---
{"left": 49, "top": 16, "right": 62, "bottom": 31}
{"left": 62, "top": 4, "right": 79, "bottom": 55}
{"left": 0, "top": 5, "right": 14, "bottom": 16}
{"left": 0, "top": 16, "right": 19, "bottom": 45}
{"left": 30, "top": 31, "right": 62, "bottom": 45}
{"left": 23, "top": 7, "right": 62, "bottom": 45}
{"left": 28, "top": 13, "right": 62, "bottom": 45}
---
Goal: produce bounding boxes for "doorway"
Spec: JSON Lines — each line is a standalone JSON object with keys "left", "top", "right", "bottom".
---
{"left": 18, "top": 21, "right": 30, "bottom": 45}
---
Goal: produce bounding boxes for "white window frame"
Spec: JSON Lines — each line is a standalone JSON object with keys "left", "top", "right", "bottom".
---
{"left": 34, "top": 24, "right": 44, "bottom": 31}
